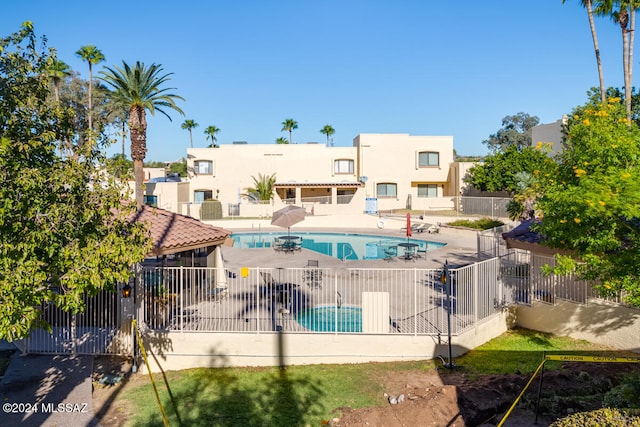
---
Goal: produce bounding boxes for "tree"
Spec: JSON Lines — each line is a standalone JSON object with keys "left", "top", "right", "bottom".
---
{"left": 320, "top": 124, "right": 335, "bottom": 146}
{"left": 46, "top": 59, "right": 70, "bottom": 103}
{"left": 168, "top": 158, "right": 187, "bottom": 176}
{"left": 465, "top": 143, "right": 557, "bottom": 195}
{"left": 243, "top": 173, "right": 276, "bottom": 202}
{"left": 275, "top": 137, "right": 289, "bottom": 144}
{"left": 204, "top": 125, "right": 220, "bottom": 147}
{"left": 75, "top": 45, "right": 105, "bottom": 135}
{"left": 535, "top": 98, "right": 640, "bottom": 307}
{"left": 482, "top": 113, "right": 540, "bottom": 151}
{"left": 0, "top": 23, "right": 149, "bottom": 340}
{"left": 281, "top": 118, "right": 298, "bottom": 144}
{"left": 563, "top": 0, "right": 607, "bottom": 103}
{"left": 100, "top": 61, "right": 184, "bottom": 208}
{"left": 181, "top": 119, "right": 199, "bottom": 148}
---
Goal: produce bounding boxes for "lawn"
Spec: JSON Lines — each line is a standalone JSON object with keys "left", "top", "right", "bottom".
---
{"left": 108, "top": 328, "right": 634, "bottom": 426}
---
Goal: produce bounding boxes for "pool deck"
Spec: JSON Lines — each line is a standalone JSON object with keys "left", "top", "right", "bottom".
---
{"left": 208, "top": 213, "right": 491, "bottom": 270}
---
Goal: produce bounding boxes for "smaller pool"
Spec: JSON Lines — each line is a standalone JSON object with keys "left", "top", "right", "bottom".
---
{"left": 296, "top": 306, "right": 362, "bottom": 332}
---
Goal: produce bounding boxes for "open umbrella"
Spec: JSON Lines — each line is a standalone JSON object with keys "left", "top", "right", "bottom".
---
{"left": 271, "top": 205, "right": 306, "bottom": 236}
{"left": 406, "top": 213, "right": 412, "bottom": 241}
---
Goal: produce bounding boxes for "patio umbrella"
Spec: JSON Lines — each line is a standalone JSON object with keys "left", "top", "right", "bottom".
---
{"left": 406, "top": 213, "right": 412, "bottom": 240}
{"left": 271, "top": 205, "right": 306, "bottom": 237}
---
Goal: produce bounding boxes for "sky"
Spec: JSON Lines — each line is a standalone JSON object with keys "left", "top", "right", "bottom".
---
{"left": 1, "top": 1, "right": 632, "bottom": 161}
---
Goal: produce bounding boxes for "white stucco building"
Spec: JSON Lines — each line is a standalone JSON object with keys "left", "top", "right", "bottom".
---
{"left": 144, "top": 133, "right": 470, "bottom": 219}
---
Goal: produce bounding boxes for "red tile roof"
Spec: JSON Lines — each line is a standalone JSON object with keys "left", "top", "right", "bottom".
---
{"left": 130, "top": 205, "right": 231, "bottom": 256}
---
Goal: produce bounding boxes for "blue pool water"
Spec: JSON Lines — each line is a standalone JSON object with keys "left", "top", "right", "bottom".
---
{"left": 296, "top": 306, "right": 362, "bottom": 332}
{"left": 230, "top": 232, "right": 446, "bottom": 260}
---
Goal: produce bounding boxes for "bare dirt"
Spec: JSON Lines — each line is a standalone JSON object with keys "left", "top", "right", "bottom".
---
{"left": 92, "top": 356, "right": 638, "bottom": 427}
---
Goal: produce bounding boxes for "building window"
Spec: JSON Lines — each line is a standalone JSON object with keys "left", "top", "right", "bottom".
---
{"left": 194, "top": 160, "right": 213, "bottom": 174}
{"left": 417, "top": 184, "right": 438, "bottom": 198}
{"left": 418, "top": 151, "right": 439, "bottom": 167}
{"left": 194, "top": 190, "right": 213, "bottom": 204}
{"left": 144, "top": 195, "right": 158, "bottom": 207}
{"left": 334, "top": 159, "right": 354, "bottom": 174}
{"left": 376, "top": 183, "right": 397, "bottom": 198}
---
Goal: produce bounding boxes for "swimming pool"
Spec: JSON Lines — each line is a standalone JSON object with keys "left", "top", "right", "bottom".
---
{"left": 296, "top": 306, "right": 362, "bottom": 332}
{"left": 230, "top": 232, "right": 446, "bottom": 260}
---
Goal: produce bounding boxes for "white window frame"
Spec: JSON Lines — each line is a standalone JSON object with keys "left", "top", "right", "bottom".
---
{"left": 417, "top": 151, "right": 439, "bottom": 168}
{"left": 417, "top": 184, "right": 438, "bottom": 198}
{"left": 194, "top": 160, "right": 214, "bottom": 175}
{"left": 376, "top": 182, "right": 397, "bottom": 198}
{"left": 194, "top": 189, "right": 213, "bottom": 204}
{"left": 333, "top": 159, "right": 354, "bottom": 174}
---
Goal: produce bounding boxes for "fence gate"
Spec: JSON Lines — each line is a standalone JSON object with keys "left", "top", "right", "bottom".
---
{"left": 19, "top": 290, "right": 133, "bottom": 356}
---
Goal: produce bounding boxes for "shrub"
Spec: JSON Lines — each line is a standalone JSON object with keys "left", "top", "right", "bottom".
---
{"left": 604, "top": 372, "right": 640, "bottom": 409}
{"left": 200, "top": 200, "right": 223, "bottom": 220}
{"left": 446, "top": 217, "right": 504, "bottom": 230}
{"left": 550, "top": 408, "right": 640, "bottom": 426}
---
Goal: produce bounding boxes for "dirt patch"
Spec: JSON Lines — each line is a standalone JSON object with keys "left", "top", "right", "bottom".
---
{"left": 92, "top": 357, "right": 638, "bottom": 427}
{"left": 334, "top": 363, "right": 639, "bottom": 426}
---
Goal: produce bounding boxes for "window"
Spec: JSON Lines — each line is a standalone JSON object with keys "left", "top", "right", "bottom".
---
{"left": 417, "top": 184, "right": 438, "bottom": 198}
{"left": 144, "top": 195, "right": 158, "bottom": 207}
{"left": 418, "top": 151, "right": 439, "bottom": 167}
{"left": 194, "top": 160, "right": 213, "bottom": 174}
{"left": 334, "top": 159, "right": 354, "bottom": 174}
{"left": 194, "top": 190, "right": 213, "bottom": 204}
{"left": 376, "top": 183, "right": 397, "bottom": 198}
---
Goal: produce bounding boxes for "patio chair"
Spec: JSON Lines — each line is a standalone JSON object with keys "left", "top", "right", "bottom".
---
{"left": 260, "top": 271, "right": 277, "bottom": 286}
{"left": 303, "top": 260, "right": 322, "bottom": 289}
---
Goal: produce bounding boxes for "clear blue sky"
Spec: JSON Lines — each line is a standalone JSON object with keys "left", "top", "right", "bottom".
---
{"left": 1, "top": 1, "right": 630, "bottom": 161}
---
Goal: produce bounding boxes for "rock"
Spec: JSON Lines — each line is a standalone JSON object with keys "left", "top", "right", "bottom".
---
{"left": 398, "top": 394, "right": 405, "bottom": 403}
{"left": 389, "top": 396, "right": 397, "bottom": 405}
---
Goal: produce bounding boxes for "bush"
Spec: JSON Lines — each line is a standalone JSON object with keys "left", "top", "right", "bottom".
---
{"left": 446, "top": 217, "right": 504, "bottom": 230}
{"left": 604, "top": 372, "right": 640, "bottom": 409}
{"left": 550, "top": 408, "right": 640, "bottom": 426}
{"left": 200, "top": 200, "right": 223, "bottom": 220}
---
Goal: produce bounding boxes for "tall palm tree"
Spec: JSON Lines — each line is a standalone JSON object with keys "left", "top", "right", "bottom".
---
{"left": 563, "top": 0, "right": 607, "bottom": 103}
{"left": 47, "top": 59, "right": 70, "bottom": 103}
{"left": 281, "top": 118, "right": 298, "bottom": 144}
{"left": 204, "top": 125, "right": 220, "bottom": 147}
{"left": 75, "top": 45, "right": 105, "bottom": 134}
{"left": 100, "top": 61, "right": 184, "bottom": 208}
{"left": 275, "top": 137, "right": 289, "bottom": 144}
{"left": 320, "top": 124, "right": 335, "bottom": 146}
{"left": 181, "top": 119, "right": 199, "bottom": 148}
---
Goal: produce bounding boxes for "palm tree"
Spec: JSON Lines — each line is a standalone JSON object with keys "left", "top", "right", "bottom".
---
{"left": 281, "top": 118, "right": 298, "bottom": 144}
{"left": 320, "top": 124, "right": 335, "bottom": 146}
{"left": 563, "top": 0, "right": 607, "bottom": 103}
{"left": 181, "top": 119, "right": 199, "bottom": 148}
{"left": 204, "top": 125, "right": 220, "bottom": 147}
{"left": 242, "top": 173, "right": 276, "bottom": 202}
{"left": 275, "top": 137, "right": 289, "bottom": 144}
{"left": 75, "top": 45, "right": 105, "bottom": 134}
{"left": 47, "top": 59, "right": 70, "bottom": 103}
{"left": 100, "top": 61, "right": 184, "bottom": 208}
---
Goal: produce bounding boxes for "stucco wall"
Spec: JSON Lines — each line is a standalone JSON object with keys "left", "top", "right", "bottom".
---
{"left": 138, "top": 312, "right": 509, "bottom": 373}
{"left": 516, "top": 299, "right": 640, "bottom": 353}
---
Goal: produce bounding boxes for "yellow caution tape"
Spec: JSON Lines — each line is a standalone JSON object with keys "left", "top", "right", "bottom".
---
{"left": 545, "top": 355, "right": 640, "bottom": 363}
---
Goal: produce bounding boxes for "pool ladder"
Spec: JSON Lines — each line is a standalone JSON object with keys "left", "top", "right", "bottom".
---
{"left": 336, "top": 291, "right": 343, "bottom": 309}
{"left": 341, "top": 246, "right": 354, "bottom": 262}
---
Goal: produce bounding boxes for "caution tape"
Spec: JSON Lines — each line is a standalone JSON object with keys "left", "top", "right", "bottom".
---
{"left": 546, "top": 354, "right": 640, "bottom": 363}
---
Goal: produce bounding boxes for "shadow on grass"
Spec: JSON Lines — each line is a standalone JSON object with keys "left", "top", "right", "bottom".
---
{"left": 130, "top": 332, "right": 325, "bottom": 427}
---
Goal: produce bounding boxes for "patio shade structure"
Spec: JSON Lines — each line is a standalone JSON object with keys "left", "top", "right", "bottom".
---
{"left": 271, "top": 205, "right": 306, "bottom": 236}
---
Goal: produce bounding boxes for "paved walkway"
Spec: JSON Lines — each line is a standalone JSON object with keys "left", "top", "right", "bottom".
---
{"left": 0, "top": 341, "right": 99, "bottom": 427}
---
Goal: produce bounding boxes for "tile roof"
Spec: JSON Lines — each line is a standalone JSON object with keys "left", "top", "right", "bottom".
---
{"left": 130, "top": 205, "right": 232, "bottom": 256}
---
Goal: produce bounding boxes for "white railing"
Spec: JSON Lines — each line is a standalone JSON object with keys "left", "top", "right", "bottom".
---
{"left": 457, "top": 196, "right": 511, "bottom": 218}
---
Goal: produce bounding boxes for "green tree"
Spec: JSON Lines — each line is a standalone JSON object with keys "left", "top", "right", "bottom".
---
{"left": 75, "top": 45, "right": 105, "bottom": 134}
{"left": 100, "top": 61, "right": 184, "bottom": 208}
{"left": 204, "top": 125, "right": 220, "bottom": 147}
{"left": 536, "top": 98, "right": 640, "bottom": 307}
{"left": 465, "top": 144, "right": 556, "bottom": 195}
{"left": 0, "top": 23, "right": 149, "bottom": 340}
{"left": 243, "top": 173, "right": 276, "bottom": 202}
{"left": 482, "top": 112, "right": 540, "bottom": 151}
{"left": 281, "top": 118, "right": 298, "bottom": 144}
{"left": 181, "top": 119, "right": 199, "bottom": 148}
{"left": 46, "top": 59, "right": 70, "bottom": 103}
{"left": 320, "top": 124, "right": 335, "bottom": 146}
{"left": 563, "top": 0, "right": 607, "bottom": 102}
{"left": 168, "top": 157, "right": 187, "bottom": 176}
{"left": 275, "top": 136, "right": 288, "bottom": 144}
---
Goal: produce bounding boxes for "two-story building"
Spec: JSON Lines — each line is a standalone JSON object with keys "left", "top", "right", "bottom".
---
{"left": 145, "top": 133, "right": 465, "bottom": 219}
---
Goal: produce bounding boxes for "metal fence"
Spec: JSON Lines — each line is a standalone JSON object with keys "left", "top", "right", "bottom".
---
{"left": 139, "top": 263, "right": 508, "bottom": 336}
{"left": 457, "top": 196, "right": 511, "bottom": 218}
{"left": 477, "top": 224, "right": 514, "bottom": 260}
{"left": 19, "top": 290, "right": 132, "bottom": 356}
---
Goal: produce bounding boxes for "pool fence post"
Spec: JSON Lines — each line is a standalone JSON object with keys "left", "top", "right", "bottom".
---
{"left": 443, "top": 260, "right": 455, "bottom": 369}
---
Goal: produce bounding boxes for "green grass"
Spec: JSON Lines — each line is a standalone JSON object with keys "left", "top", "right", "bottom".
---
{"left": 119, "top": 328, "right": 628, "bottom": 426}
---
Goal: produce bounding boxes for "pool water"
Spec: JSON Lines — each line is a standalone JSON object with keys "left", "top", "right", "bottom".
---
{"left": 230, "top": 232, "right": 446, "bottom": 260}
{"left": 296, "top": 306, "right": 362, "bottom": 332}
